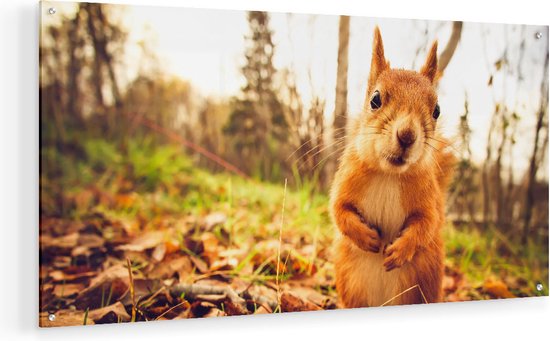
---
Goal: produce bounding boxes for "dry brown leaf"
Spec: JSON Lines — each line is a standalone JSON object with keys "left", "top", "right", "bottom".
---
{"left": 119, "top": 278, "right": 163, "bottom": 307}
{"left": 209, "top": 257, "right": 238, "bottom": 271}
{"left": 75, "top": 278, "right": 128, "bottom": 310}
{"left": 201, "top": 232, "right": 220, "bottom": 261}
{"left": 290, "top": 286, "right": 335, "bottom": 309}
{"left": 203, "top": 308, "right": 226, "bottom": 318}
{"left": 114, "top": 192, "right": 138, "bottom": 209}
{"left": 53, "top": 283, "right": 86, "bottom": 298}
{"left": 280, "top": 291, "right": 321, "bottom": 312}
{"left": 149, "top": 255, "right": 193, "bottom": 280}
{"left": 253, "top": 305, "right": 271, "bottom": 314}
{"left": 88, "top": 264, "right": 129, "bottom": 287}
{"left": 39, "top": 310, "right": 93, "bottom": 327}
{"left": 189, "top": 255, "right": 209, "bottom": 274}
{"left": 117, "top": 230, "right": 165, "bottom": 252}
{"left": 483, "top": 279, "right": 516, "bottom": 299}
{"left": 152, "top": 243, "right": 167, "bottom": 262}
{"left": 51, "top": 256, "right": 72, "bottom": 268}
{"left": 204, "top": 212, "right": 227, "bottom": 230}
{"left": 88, "top": 301, "right": 131, "bottom": 323}
{"left": 49, "top": 269, "right": 97, "bottom": 283}
{"left": 40, "top": 232, "right": 79, "bottom": 251}
{"left": 164, "top": 239, "right": 181, "bottom": 255}
{"left": 74, "top": 264, "right": 130, "bottom": 309}
{"left": 73, "top": 189, "right": 97, "bottom": 212}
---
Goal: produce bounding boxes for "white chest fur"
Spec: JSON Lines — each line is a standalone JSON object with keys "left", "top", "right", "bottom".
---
{"left": 346, "top": 174, "right": 409, "bottom": 306}
{"left": 358, "top": 174, "right": 406, "bottom": 243}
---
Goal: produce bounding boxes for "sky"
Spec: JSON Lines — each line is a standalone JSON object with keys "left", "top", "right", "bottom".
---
{"left": 42, "top": 2, "right": 549, "bottom": 178}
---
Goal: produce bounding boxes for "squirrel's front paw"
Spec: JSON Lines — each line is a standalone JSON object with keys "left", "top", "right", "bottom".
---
{"left": 383, "top": 237, "right": 416, "bottom": 271}
{"left": 354, "top": 225, "right": 382, "bottom": 253}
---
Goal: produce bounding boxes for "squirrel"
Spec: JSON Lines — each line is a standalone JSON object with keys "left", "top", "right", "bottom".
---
{"left": 330, "top": 27, "right": 456, "bottom": 308}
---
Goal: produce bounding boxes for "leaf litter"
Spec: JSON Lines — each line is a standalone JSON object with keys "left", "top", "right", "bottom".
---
{"left": 39, "top": 170, "right": 541, "bottom": 327}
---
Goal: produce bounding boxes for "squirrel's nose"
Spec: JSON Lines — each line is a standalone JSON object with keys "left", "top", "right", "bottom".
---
{"left": 397, "top": 129, "right": 416, "bottom": 149}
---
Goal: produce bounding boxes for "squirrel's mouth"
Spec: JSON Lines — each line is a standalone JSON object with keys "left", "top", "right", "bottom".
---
{"left": 387, "top": 154, "right": 406, "bottom": 166}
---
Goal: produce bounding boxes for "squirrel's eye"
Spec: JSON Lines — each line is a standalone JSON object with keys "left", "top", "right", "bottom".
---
{"left": 370, "top": 90, "right": 382, "bottom": 110}
{"left": 432, "top": 103, "right": 440, "bottom": 119}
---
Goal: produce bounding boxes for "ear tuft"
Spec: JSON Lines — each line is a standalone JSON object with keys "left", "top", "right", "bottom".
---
{"left": 368, "top": 26, "right": 389, "bottom": 92}
{"left": 420, "top": 41, "right": 438, "bottom": 83}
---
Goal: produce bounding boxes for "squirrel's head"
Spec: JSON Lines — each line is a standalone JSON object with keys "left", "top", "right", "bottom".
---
{"left": 353, "top": 26, "right": 441, "bottom": 174}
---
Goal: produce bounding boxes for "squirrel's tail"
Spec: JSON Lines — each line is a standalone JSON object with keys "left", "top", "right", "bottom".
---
{"left": 434, "top": 137, "right": 457, "bottom": 191}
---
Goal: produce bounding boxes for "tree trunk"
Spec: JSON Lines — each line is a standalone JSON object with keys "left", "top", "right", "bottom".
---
{"left": 494, "top": 110, "right": 506, "bottom": 229}
{"left": 325, "top": 16, "right": 350, "bottom": 184}
{"left": 438, "top": 21, "right": 463, "bottom": 74}
{"left": 333, "top": 16, "right": 350, "bottom": 143}
{"left": 84, "top": 3, "right": 105, "bottom": 114}
{"left": 67, "top": 5, "right": 83, "bottom": 123}
{"left": 482, "top": 107, "right": 497, "bottom": 228}
{"left": 522, "top": 51, "right": 549, "bottom": 245}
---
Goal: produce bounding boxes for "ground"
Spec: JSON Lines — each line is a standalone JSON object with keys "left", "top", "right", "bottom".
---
{"left": 39, "top": 138, "right": 549, "bottom": 327}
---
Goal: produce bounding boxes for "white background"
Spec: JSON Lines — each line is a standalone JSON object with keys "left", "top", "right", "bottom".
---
{"left": 1, "top": 0, "right": 549, "bottom": 340}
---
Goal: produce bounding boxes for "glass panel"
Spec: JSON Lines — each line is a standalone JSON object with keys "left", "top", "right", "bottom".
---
{"left": 39, "top": 0, "right": 549, "bottom": 328}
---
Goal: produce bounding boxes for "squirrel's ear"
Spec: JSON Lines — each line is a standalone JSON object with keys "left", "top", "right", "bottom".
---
{"left": 368, "top": 26, "right": 389, "bottom": 91}
{"left": 420, "top": 41, "right": 438, "bottom": 83}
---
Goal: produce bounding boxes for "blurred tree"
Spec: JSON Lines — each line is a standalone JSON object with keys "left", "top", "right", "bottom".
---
{"left": 332, "top": 16, "right": 350, "bottom": 149}
{"left": 81, "top": 3, "right": 127, "bottom": 133}
{"left": 325, "top": 15, "right": 350, "bottom": 184}
{"left": 40, "top": 24, "right": 68, "bottom": 146}
{"left": 40, "top": 3, "right": 129, "bottom": 138}
{"left": 450, "top": 95, "right": 478, "bottom": 223}
{"left": 522, "top": 50, "right": 549, "bottom": 244}
{"left": 66, "top": 4, "right": 85, "bottom": 125}
{"left": 197, "top": 98, "right": 231, "bottom": 170}
{"left": 279, "top": 68, "right": 326, "bottom": 185}
{"left": 224, "top": 11, "right": 286, "bottom": 179}
{"left": 438, "top": 22, "right": 463, "bottom": 74}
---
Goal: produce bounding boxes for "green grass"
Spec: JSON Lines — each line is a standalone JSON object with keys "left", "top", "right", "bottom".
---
{"left": 444, "top": 224, "right": 548, "bottom": 296}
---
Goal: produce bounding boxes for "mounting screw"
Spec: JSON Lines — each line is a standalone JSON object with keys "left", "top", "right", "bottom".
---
{"left": 536, "top": 283, "right": 543, "bottom": 291}
{"left": 535, "top": 31, "right": 542, "bottom": 39}
{"left": 48, "top": 313, "right": 56, "bottom": 321}
{"left": 48, "top": 7, "right": 56, "bottom": 15}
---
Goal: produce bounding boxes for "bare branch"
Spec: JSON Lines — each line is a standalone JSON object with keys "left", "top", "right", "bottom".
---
{"left": 438, "top": 21, "right": 463, "bottom": 74}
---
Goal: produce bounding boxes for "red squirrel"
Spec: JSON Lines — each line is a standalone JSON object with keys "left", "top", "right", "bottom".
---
{"left": 330, "top": 27, "right": 456, "bottom": 307}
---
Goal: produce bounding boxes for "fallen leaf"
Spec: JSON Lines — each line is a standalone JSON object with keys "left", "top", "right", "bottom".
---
{"left": 210, "top": 257, "right": 238, "bottom": 271}
{"left": 149, "top": 255, "right": 193, "bottom": 280}
{"left": 74, "top": 264, "right": 130, "bottom": 309}
{"left": 88, "top": 302, "right": 131, "bottom": 323}
{"left": 483, "top": 279, "right": 516, "bottom": 299}
{"left": 117, "top": 231, "right": 165, "bottom": 252}
{"left": 280, "top": 291, "right": 321, "bottom": 312}
{"left": 49, "top": 268, "right": 97, "bottom": 283}
{"left": 152, "top": 243, "right": 167, "bottom": 262}
{"left": 119, "top": 278, "right": 163, "bottom": 307}
{"left": 201, "top": 232, "right": 219, "bottom": 262}
{"left": 203, "top": 308, "right": 226, "bottom": 318}
{"left": 39, "top": 310, "right": 93, "bottom": 327}
{"left": 291, "top": 286, "right": 335, "bottom": 309}
{"left": 40, "top": 232, "right": 79, "bottom": 252}
{"left": 253, "top": 305, "right": 271, "bottom": 314}
{"left": 53, "top": 283, "right": 86, "bottom": 298}
{"left": 114, "top": 192, "right": 138, "bottom": 209}
{"left": 204, "top": 212, "right": 227, "bottom": 230}
{"left": 189, "top": 255, "right": 209, "bottom": 274}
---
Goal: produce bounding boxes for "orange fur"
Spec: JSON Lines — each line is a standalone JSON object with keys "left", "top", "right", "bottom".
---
{"left": 330, "top": 27, "right": 456, "bottom": 308}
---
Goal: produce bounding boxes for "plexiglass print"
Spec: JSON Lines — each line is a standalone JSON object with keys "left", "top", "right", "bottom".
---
{"left": 39, "top": 1, "right": 549, "bottom": 327}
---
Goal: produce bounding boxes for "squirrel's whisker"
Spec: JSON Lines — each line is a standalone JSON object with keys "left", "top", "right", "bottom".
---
{"left": 295, "top": 139, "right": 347, "bottom": 170}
